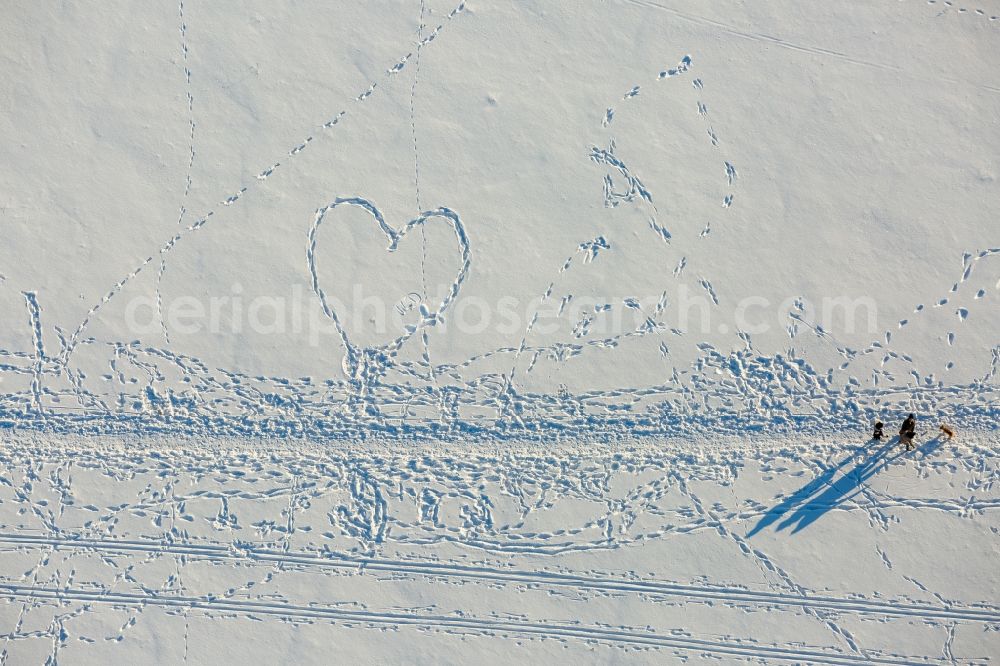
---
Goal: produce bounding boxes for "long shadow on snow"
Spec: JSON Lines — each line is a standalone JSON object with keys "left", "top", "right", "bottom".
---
{"left": 747, "top": 436, "right": 914, "bottom": 536}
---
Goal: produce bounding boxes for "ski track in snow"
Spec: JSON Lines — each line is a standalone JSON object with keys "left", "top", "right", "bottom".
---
{"left": 1, "top": 1, "right": 998, "bottom": 662}
{"left": 0, "top": 435, "right": 996, "bottom": 662}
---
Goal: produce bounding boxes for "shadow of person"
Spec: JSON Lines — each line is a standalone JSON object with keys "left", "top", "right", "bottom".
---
{"left": 747, "top": 437, "right": 905, "bottom": 537}
{"left": 917, "top": 434, "right": 945, "bottom": 459}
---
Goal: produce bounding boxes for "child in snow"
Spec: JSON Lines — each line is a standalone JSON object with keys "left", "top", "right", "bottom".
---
{"left": 873, "top": 421, "right": 884, "bottom": 441}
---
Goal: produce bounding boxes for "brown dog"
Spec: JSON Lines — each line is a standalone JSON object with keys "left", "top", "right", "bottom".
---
{"left": 939, "top": 424, "right": 955, "bottom": 440}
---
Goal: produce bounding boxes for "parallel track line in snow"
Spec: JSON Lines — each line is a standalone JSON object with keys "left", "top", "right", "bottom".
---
{"left": 1, "top": 533, "right": 997, "bottom": 624}
{"left": 624, "top": 0, "right": 1000, "bottom": 95}
{"left": 0, "top": 584, "right": 940, "bottom": 665}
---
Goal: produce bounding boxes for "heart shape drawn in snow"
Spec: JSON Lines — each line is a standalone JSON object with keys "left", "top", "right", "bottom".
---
{"left": 307, "top": 196, "right": 471, "bottom": 378}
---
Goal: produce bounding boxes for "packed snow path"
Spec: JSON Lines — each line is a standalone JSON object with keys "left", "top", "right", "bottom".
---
{"left": 0, "top": 434, "right": 996, "bottom": 663}
{"left": 1, "top": 1, "right": 998, "bottom": 663}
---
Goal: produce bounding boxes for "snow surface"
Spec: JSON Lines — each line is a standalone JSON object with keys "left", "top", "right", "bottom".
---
{"left": 0, "top": 433, "right": 997, "bottom": 663}
{"left": 0, "top": 0, "right": 998, "bottom": 663}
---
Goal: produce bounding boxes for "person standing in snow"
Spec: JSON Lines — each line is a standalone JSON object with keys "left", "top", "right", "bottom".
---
{"left": 899, "top": 413, "right": 917, "bottom": 451}
{"left": 872, "top": 421, "right": 884, "bottom": 441}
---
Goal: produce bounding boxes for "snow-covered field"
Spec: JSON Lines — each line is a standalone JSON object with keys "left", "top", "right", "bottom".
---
{"left": 1, "top": 0, "right": 998, "bottom": 663}
{"left": 0, "top": 434, "right": 997, "bottom": 663}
